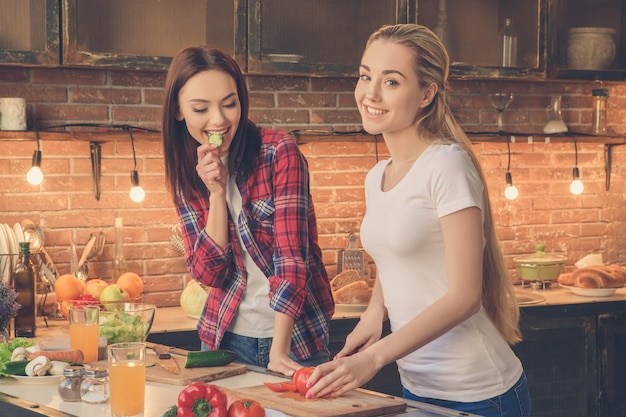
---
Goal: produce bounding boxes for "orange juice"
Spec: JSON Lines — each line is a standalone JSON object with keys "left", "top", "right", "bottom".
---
{"left": 69, "top": 322, "right": 99, "bottom": 362}
{"left": 109, "top": 360, "right": 146, "bottom": 416}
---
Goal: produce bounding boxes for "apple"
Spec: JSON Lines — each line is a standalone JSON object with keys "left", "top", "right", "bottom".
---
{"left": 82, "top": 279, "right": 109, "bottom": 299}
{"left": 99, "top": 284, "right": 130, "bottom": 310}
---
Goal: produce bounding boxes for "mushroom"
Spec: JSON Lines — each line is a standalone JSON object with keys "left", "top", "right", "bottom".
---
{"left": 25, "top": 356, "right": 52, "bottom": 377}
{"left": 11, "top": 347, "right": 29, "bottom": 362}
{"left": 25, "top": 345, "right": 42, "bottom": 354}
{"left": 48, "top": 361, "right": 68, "bottom": 376}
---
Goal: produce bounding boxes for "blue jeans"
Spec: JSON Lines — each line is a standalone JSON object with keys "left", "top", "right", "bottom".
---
{"left": 403, "top": 373, "right": 531, "bottom": 417}
{"left": 202, "top": 331, "right": 330, "bottom": 367}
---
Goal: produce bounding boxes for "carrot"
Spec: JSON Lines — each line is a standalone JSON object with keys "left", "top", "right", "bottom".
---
{"left": 28, "top": 349, "right": 85, "bottom": 364}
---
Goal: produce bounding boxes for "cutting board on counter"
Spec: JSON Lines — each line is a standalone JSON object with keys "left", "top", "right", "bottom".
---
{"left": 94, "top": 352, "right": 247, "bottom": 386}
{"left": 234, "top": 385, "right": 406, "bottom": 417}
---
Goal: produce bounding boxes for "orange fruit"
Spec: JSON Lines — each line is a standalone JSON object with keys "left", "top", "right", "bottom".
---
{"left": 54, "top": 274, "right": 84, "bottom": 301}
{"left": 116, "top": 272, "right": 144, "bottom": 299}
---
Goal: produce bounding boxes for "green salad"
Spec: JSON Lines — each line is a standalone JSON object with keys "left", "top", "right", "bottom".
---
{"left": 99, "top": 311, "right": 150, "bottom": 344}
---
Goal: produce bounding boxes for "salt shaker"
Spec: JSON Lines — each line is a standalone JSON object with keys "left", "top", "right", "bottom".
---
{"left": 80, "top": 366, "right": 110, "bottom": 404}
{"left": 58, "top": 365, "right": 85, "bottom": 402}
{"left": 592, "top": 88, "right": 609, "bottom": 134}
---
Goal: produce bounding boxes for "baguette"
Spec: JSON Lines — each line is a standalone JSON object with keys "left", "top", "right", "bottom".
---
{"left": 573, "top": 266, "right": 625, "bottom": 289}
{"left": 333, "top": 280, "right": 372, "bottom": 304}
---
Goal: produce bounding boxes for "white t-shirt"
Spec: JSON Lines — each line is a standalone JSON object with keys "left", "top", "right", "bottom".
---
{"left": 225, "top": 171, "right": 274, "bottom": 338}
{"left": 360, "top": 143, "right": 522, "bottom": 402}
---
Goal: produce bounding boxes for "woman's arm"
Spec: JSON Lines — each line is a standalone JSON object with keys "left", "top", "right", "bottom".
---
{"left": 307, "top": 207, "right": 484, "bottom": 398}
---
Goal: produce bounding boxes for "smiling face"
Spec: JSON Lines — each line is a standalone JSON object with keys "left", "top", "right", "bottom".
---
{"left": 177, "top": 69, "right": 241, "bottom": 154}
{"left": 354, "top": 40, "right": 434, "bottom": 139}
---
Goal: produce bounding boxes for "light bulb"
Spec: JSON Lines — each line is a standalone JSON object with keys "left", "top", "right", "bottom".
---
{"left": 26, "top": 150, "right": 43, "bottom": 185}
{"left": 27, "top": 166, "right": 43, "bottom": 185}
{"left": 570, "top": 167, "right": 584, "bottom": 195}
{"left": 504, "top": 172, "right": 518, "bottom": 200}
{"left": 129, "top": 170, "right": 145, "bottom": 202}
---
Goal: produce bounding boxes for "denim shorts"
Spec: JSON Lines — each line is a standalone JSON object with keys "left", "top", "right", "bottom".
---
{"left": 203, "top": 331, "right": 330, "bottom": 367}
{"left": 402, "top": 372, "right": 531, "bottom": 417}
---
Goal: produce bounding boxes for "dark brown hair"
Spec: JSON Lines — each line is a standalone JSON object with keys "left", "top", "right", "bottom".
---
{"left": 162, "top": 46, "right": 261, "bottom": 202}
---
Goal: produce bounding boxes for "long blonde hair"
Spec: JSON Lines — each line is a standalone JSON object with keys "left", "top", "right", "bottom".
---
{"left": 367, "top": 24, "right": 521, "bottom": 344}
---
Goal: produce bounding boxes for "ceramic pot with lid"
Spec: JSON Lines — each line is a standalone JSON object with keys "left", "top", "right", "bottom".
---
{"left": 514, "top": 244, "right": 567, "bottom": 281}
{"left": 567, "top": 27, "right": 616, "bottom": 70}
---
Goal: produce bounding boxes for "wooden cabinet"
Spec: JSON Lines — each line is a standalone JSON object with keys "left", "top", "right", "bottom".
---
{"left": 597, "top": 312, "right": 626, "bottom": 417}
{"left": 0, "top": 0, "right": 59, "bottom": 66}
{"left": 61, "top": 0, "right": 244, "bottom": 70}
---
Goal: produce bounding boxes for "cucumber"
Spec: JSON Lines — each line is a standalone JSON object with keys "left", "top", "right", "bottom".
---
{"left": 208, "top": 133, "right": 223, "bottom": 147}
{"left": 0, "top": 360, "right": 29, "bottom": 376}
{"left": 184, "top": 349, "right": 237, "bottom": 368}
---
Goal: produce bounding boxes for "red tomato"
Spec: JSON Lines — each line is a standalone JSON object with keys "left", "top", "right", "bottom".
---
{"left": 263, "top": 381, "right": 295, "bottom": 392}
{"left": 292, "top": 366, "right": 315, "bottom": 396}
{"left": 228, "top": 399, "right": 266, "bottom": 417}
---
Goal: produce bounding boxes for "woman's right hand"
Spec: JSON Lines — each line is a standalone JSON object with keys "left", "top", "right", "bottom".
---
{"left": 334, "top": 314, "right": 383, "bottom": 359}
{"left": 196, "top": 143, "right": 227, "bottom": 195}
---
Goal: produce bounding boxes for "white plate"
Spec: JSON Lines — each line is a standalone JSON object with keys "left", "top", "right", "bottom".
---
{"left": 0, "top": 224, "right": 9, "bottom": 283}
{"left": 10, "top": 375, "right": 62, "bottom": 385}
{"left": 13, "top": 222, "right": 24, "bottom": 243}
{"left": 335, "top": 303, "right": 368, "bottom": 312}
{"left": 4, "top": 223, "right": 18, "bottom": 272}
{"left": 559, "top": 284, "right": 621, "bottom": 297}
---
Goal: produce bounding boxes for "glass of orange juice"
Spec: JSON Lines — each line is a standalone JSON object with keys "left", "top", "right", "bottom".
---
{"left": 69, "top": 305, "right": 100, "bottom": 363}
{"left": 108, "top": 342, "right": 146, "bottom": 417}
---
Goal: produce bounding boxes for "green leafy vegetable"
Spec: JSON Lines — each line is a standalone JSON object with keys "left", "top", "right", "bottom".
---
{"left": 99, "top": 311, "right": 150, "bottom": 344}
{"left": 0, "top": 338, "right": 35, "bottom": 376}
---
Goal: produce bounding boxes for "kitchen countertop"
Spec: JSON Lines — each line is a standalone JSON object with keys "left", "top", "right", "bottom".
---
{"left": 3, "top": 285, "right": 624, "bottom": 417}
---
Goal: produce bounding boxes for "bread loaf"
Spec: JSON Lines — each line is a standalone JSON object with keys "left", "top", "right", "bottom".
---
{"left": 557, "top": 272, "right": 576, "bottom": 286}
{"left": 333, "top": 280, "right": 373, "bottom": 304}
{"left": 573, "top": 265, "right": 625, "bottom": 289}
{"left": 330, "top": 270, "right": 362, "bottom": 292}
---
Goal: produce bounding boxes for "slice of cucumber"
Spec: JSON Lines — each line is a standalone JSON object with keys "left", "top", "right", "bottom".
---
{"left": 208, "top": 133, "right": 223, "bottom": 147}
{"left": 183, "top": 349, "right": 237, "bottom": 368}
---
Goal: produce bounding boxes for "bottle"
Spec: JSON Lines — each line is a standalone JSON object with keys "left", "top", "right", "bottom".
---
{"left": 592, "top": 88, "right": 609, "bottom": 134}
{"left": 112, "top": 217, "right": 127, "bottom": 282}
{"left": 58, "top": 365, "right": 85, "bottom": 402}
{"left": 498, "top": 18, "right": 518, "bottom": 67}
{"left": 12, "top": 242, "right": 36, "bottom": 338}
{"left": 80, "top": 367, "right": 110, "bottom": 404}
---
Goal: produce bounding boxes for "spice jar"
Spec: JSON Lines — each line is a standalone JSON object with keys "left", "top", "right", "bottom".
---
{"left": 58, "top": 365, "right": 85, "bottom": 402}
{"left": 80, "top": 366, "right": 110, "bottom": 404}
{"left": 592, "top": 88, "right": 609, "bottom": 134}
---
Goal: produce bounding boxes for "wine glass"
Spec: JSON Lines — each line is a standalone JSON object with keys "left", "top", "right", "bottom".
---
{"left": 488, "top": 93, "right": 514, "bottom": 132}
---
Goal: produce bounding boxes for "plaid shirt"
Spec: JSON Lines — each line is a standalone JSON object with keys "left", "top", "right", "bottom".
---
{"left": 176, "top": 128, "right": 334, "bottom": 360}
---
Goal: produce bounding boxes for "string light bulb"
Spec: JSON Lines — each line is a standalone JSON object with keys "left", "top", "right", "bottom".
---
{"left": 570, "top": 140, "right": 584, "bottom": 195}
{"left": 126, "top": 127, "right": 145, "bottom": 203}
{"left": 26, "top": 130, "right": 43, "bottom": 185}
{"left": 504, "top": 139, "right": 518, "bottom": 200}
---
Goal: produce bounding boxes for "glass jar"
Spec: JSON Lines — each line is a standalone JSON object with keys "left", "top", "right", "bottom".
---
{"left": 80, "top": 366, "right": 110, "bottom": 404}
{"left": 58, "top": 365, "right": 85, "bottom": 402}
{"left": 592, "top": 88, "right": 609, "bottom": 134}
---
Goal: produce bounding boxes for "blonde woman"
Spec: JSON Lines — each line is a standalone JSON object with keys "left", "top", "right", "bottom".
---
{"left": 307, "top": 24, "right": 530, "bottom": 417}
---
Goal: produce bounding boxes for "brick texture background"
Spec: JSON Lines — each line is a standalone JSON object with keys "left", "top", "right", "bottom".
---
{"left": 1, "top": 66, "right": 626, "bottom": 307}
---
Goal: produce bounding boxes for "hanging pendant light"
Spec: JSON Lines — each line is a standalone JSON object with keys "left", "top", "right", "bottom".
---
{"left": 125, "top": 127, "right": 145, "bottom": 203}
{"left": 570, "top": 140, "right": 584, "bottom": 195}
{"left": 504, "top": 138, "right": 518, "bottom": 200}
{"left": 26, "top": 130, "right": 43, "bottom": 185}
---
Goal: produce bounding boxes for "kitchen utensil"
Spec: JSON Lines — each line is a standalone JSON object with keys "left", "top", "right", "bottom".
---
{"left": 144, "top": 341, "right": 190, "bottom": 357}
{"left": 514, "top": 245, "right": 566, "bottom": 282}
{"left": 21, "top": 219, "right": 57, "bottom": 288}
{"left": 339, "top": 233, "right": 366, "bottom": 278}
{"left": 170, "top": 223, "right": 185, "bottom": 255}
{"left": 234, "top": 385, "right": 407, "bottom": 417}
{"left": 151, "top": 343, "right": 181, "bottom": 374}
{"left": 76, "top": 231, "right": 105, "bottom": 281}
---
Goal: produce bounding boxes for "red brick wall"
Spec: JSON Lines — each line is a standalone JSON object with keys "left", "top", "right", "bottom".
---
{"left": 1, "top": 66, "right": 625, "bottom": 306}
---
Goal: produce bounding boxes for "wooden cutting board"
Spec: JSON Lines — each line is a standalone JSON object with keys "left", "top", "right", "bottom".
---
{"left": 94, "top": 352, "right": 247, "bottom": 386}
{"left": 234, "top": 385, "right": 407, "bottom": 417}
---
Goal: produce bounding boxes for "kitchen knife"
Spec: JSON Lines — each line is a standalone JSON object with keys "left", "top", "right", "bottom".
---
{"left": 145, "top": 342, "right": 192, "bottom": 357}
{"left": 151, "top": 343, "right": 181, "bottom": 374}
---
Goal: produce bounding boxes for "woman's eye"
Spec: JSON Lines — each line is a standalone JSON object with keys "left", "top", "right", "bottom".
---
{"left": 359, "top": 74, "right": 370, "bottom": 81}
{"left": 385, "top": 79, "right": 398, "bottom": 87}
{"left": 223, "top": 102, "right": 237, "bottom": 108}
{"left": 191, "top": 107, "right": 207, "bottom": 113}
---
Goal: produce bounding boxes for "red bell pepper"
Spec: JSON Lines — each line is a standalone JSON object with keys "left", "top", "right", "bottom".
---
{"left": 177, "top": 382, "right": 228, "bottom": 417}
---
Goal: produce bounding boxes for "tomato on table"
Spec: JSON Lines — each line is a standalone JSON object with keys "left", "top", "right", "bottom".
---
{"left": 228, "top": 399, "right": 266, "bottom": 417}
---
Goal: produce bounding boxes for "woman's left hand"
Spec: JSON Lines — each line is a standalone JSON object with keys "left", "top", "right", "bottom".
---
{"left": 305, "top": 351, "right": 380, "bottom": 398}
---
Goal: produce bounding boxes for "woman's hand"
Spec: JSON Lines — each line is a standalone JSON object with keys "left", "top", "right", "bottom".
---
{"left": 267, "top": 350, "right": 299, "bottom": 377}
{"left": 334, "top": 315, "right": 382, "bottom": 359}
{"left": 196, "top": 143, "right": 227, "bottom": 195}
{"left": 306, "top": 350, "right": 381, "bottom": 399}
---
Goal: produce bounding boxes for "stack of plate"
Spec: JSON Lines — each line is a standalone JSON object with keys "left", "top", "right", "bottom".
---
{"left": 0, "top": 222, "right": 25, "bottom": 284}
